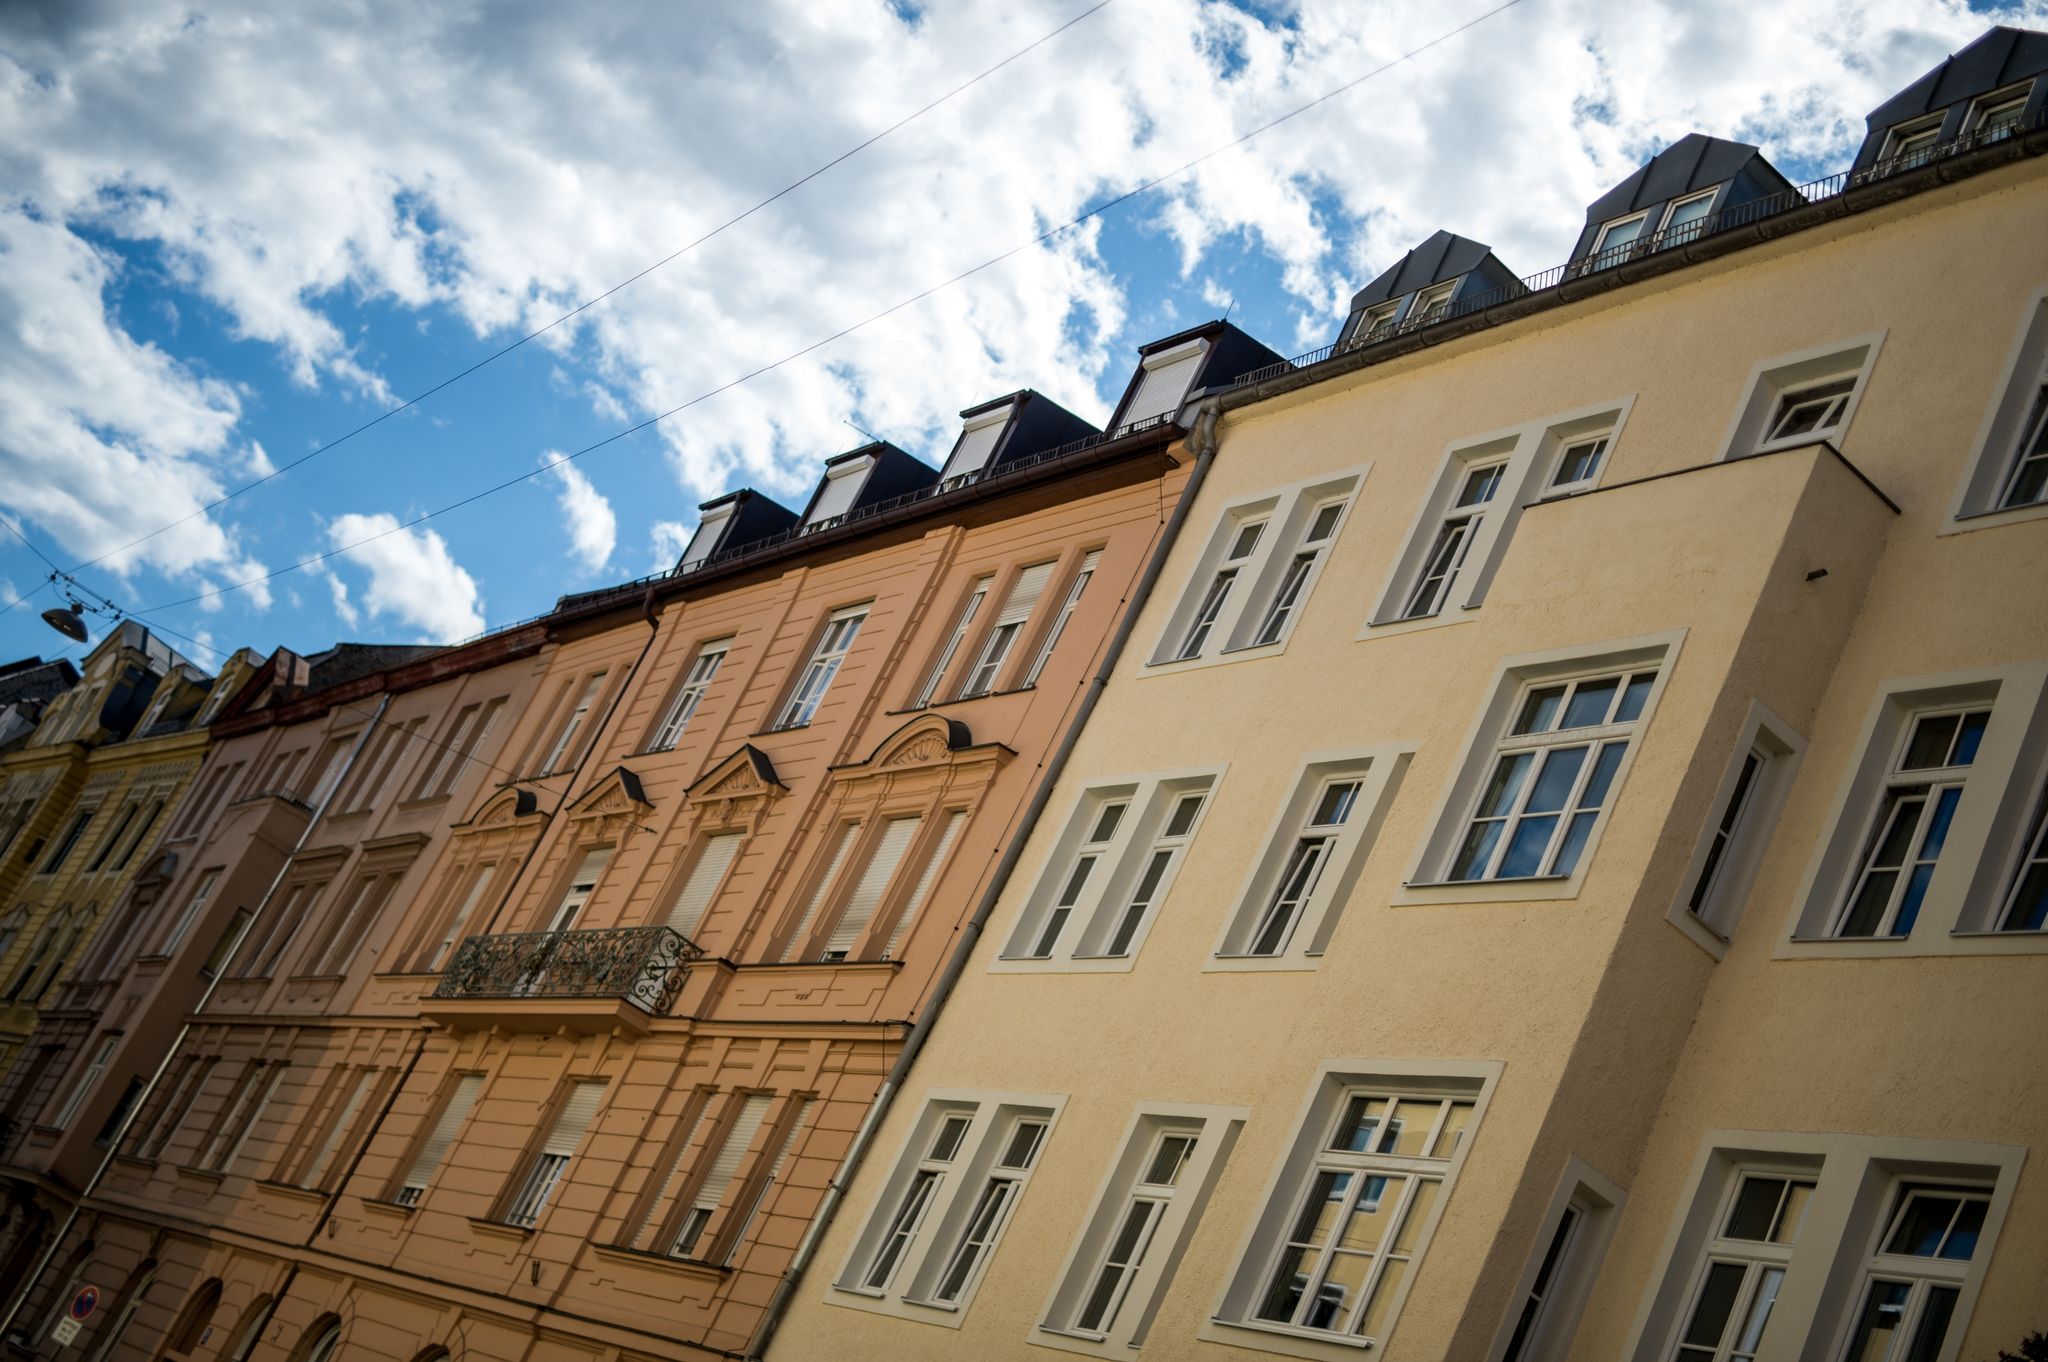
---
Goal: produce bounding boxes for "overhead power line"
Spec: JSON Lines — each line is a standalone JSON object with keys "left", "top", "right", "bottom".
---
{"left": 58, "top": 0, "right": 1119, "bottom": 579}
{"left": 126, "top": 0, "right": 1527, "bottom": 622}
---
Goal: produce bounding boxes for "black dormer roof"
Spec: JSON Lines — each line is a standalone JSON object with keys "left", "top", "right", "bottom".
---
{"left": 938, "top": 389, "right": 1099, "bottom": 482}
{"left": 798, "top": 440, "right": 938, "bottom": 526}
{"left": 1850, "top": 26, "right": 2048, "bottom": 176}
{"left": 1568, "top": 134, "right": 1796, "bottom": 264}
{"left": 1104, "top": 321, "right": 1286, "bottom": 430}
{"left": 1337, "top": 232, "right": 1522, "bottom": 345}
{"left": 676, "top": 487, "right": 799, "bottom": 570}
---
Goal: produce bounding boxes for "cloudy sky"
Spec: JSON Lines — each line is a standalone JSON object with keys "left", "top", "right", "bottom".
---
{"left": 0, "top": 0, "right": 2038, "bottom": 670}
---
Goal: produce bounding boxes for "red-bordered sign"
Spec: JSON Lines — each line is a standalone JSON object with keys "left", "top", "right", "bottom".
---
{"left": 69, "top": 1285, "right": 99, "bottom": 1321}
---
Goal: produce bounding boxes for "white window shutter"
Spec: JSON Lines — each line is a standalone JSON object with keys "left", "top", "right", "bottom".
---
{"left": 944, "top": 416, "right": 1008, "bottom": 480}
{"left": 993, "top": 562, "right": 1057, "bottom": 628}
{"left": 782, "top": 823, "right": 860, "bottom": 960}
{"left": 887, "top": 810, "right": 965, "bottom": 958}
{"left": 694, "top": 1093, "right": 772, "bottom": 1211}
{"left": 825, "top": 817, "right": 922, "bottom": 958}
{"left": 404, "top": 1073, "right": 484, "bottom": 1193}
{"left": 668, "top": 833, "right": 743, "bottom": 938}
{"left": 1124, "top": 349, "right": 1204, "bottom": 425}
{"left": 544, "top": 1080, "right": 607, "bottom": 1156}
{"left": 808, "top": 465, "right": 867, "bottom": 524}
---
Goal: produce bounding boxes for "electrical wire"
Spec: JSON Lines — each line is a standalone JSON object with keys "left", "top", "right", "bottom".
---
{"left": 57, "top": 0, "right": 1119, "bottom": 579}
{"left": 123, "top": 0, "right": 1528, "bottom": 622}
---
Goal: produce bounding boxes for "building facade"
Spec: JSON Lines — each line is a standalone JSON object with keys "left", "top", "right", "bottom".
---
{"left": 768, "top": 29, "right": 2048, "bottom": 1362}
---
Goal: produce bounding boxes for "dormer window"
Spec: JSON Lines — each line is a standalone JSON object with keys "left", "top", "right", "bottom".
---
{"left": 1589, "top": 211, "right": 1650, "bottom": 267}
{"left": 1409, "top": 280, "right": 1457, "bottom": 324}
{"left": 1883, "top": 113, "right": 1945, "bottom": 170}
{"left": 680, "top": 503, "right": 735, "bottom": 568}
{"left": 1970, "top": 81, "right": 2032, "bottom": 141}
{"left": 1358, "top": 300, "right": 1401, "bottom": 339}
{"left": 805, "top": 458, "right": 871, "bottom": 532}
{"left": 1658, "top": 189, "right": 1717, "bottom": 247}
{"left": 1121, "top": 340, "right": 1208, "bottom": 430}
{"left": 941, "top": 410, "right": 1009, "bottom": 487}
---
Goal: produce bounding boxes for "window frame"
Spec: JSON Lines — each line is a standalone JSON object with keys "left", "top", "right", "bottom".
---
{"left": 1667, "top": 702, "right": 1805, "bottom": 957}
{"left": 646, "top": 639, "right": 731, "bottom": 753}
{"left": 774, "top": 604, "right": 869, "bottom": 730}
{"left": 1946, "top": 285, "right": 2048, "bottom": 531}
{"left": 1716, "top": 334, "right": 1885, "bottom": 462}
{"left": 1485, "top": 1157, "right": 1626, "bottom": 1362}
{"left": 1365, "top": 400, "right": 1631, "bottom": 638}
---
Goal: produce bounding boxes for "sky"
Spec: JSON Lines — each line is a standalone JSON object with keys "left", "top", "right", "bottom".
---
{"left": 1, "top": 0, "right": 2041, "bottom": 673}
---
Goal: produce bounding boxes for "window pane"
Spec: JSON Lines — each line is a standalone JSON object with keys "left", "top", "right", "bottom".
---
{"left": 1903, "top": 714, "right": 1960, "bottom": 770}
{"left": 1497, "top": 815, "right": 1559, "bottom": 878}
{"left": 1000, "top": 1120, "right": 1046, "bottom": 1169}
{"left": 1525, "top": 746, "right": 1589, "bottom": 814}
{"left": 1478, "top": 753, "right": 1535, "bottom": 818}
{"left": 1331, "top": 1096, "right": 1388, "bottom": 1152}
{"left": 1681, "top": 1261, "right": 1748, "bottom": 1349}
{"left": 1952, "top": 711, "right": 1987, "bottom": 766}
{"left": 1844, "top": 1281, "right": 1911, "bottom": 1362}
{"left": 1335, "top": 1176, "right": 1399, "bottom": 1252}
{"left": 1358, "top": 1254, "right": 1408, "bottom": 1339}
{"left": 1616, "top": 674, "right": 1654, "bottom": 722}
{"left": 1725, "top": 1177, "right": 1790, "bottom": 1240}
{"left": 1090, "top": 803, "right": 1127, "bottom": 843}
{"left": 1311, "top": 1251, "right": 1370, "bottom": 1330}
{"left": 1943, "top": 1197, "right": 1986, "bottom": 1260}
{"left": 1903, "top": 1287, "right": 1959, "bottom": 1362}
{"left": 1144, "top": 1134, "right": 1197, "bottom": 1186}
{"left": 1165, "top": 795, "right": 1204, "bottom": 838}
{"left": 1560, "top": 679, "right": 1619, "bottom": 730}
{"left": 930, "top": 1116, "right": 971, "bottom": 1161}
{"left": 1730, "top": 1266, "right": 1784, "bottom": 1358}
{"left": 1515, "top": 687, "right": 1567, "bottom": 735}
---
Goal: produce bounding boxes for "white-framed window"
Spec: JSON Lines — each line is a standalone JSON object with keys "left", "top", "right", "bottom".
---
{"left": 1622, "top": 1133, "right": 2020, "bottom": 1362}
{"left": 1023, "top": 550, "right": 1101, "bottom": 689}
{"left": 998, "top": 769, "right": 1221, "bottom": 969}
{"left": 1121, "top": 338, "right": 1208, "bottom": 429}
{"left": 1656, "top": 188, "right": 1718, "bottom": 249}
{"left": 1368, "top": 402, "right": 1627, "bottom": 633}
{"left": 538, "top": 672, "right": 606, "bottom": 774}
{"left": 960, "top": 561, "right": 1056, "bottom": 698}
{"left": 543, "top": 847, "right": 612, "bottom": 933}
{"left": 775, "top": 605, "right": 867, "bottom": 729}
{"left": 1717, "top": 335, "right": 1883, "bottom": 461}
{"left": 1782, "top": 663, "right": 2048, "bottom": 953}
{"left": 50, "top": 1033, "right": 118, "bottom": 1130}
{"left": 1408, "top": 279, "right": 1456, "bottom": 324}
{"left": 394, "top": 1072, "right": 484, "bottom": 1207}
{"left": 1948, "top": 286, "right": 2048, "bottom": 527}
{"left": 504, "top": 1079, "right": 604, "bottom": 1228}
{"left": 1154, "top": 469, "right": 1366, "bottom": 667}
{"left": 1880, "top": 112, "right": 1946, "bottom": 170}
{"left": 1670, "top": 703, "right": 1804, "bottom": 953}
{"left": 1970, "top": 81, "right": 2033, "bottom": 141}
{"left": 1032, "top": 1103, "right": 1245, "bottom": 1358}
{"left": 411, "top": 696, "right": 506, "bottom": 799}
{"left": 1588, "top": 209, "right": 1650, "bottom": 268}
{"left": 1204, "top": 1060, "right": 1498, "bottom": 1358}
{"left": 1355, "top": 299, "right": 1401, "bottom": 341}
{"left": 1488, "top": 1159, "right": 1625, "bottom": 1362}
{"left": 1402, "top": 636, "right": 1676, "bottom": 904}
{"left": 647, "top": 640, "right": 729, "bottom": 752}
{"left": 914, "top": 578, "right": 991, "bottom": 708}
{"left": 1213, "top": 749, "right": 1407, "bottom": 968}
{"left": 834, "top": 1092, "right": 1062, "bottom": 1325}
{"left": 1445, "top": 669, "right": 1659, "bottom": 883}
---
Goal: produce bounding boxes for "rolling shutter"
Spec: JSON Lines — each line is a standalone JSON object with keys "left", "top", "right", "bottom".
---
{"left": 824, "top": 817, "right": 922, "bottom": 958}
{"left": 886, "top": 810, "right": 965, "bottom": 958}
{"left": 781, "top": 822, "right": 860, "bottom": 960}
{"left": 1123, "top": 347, "right": 1205, "bottom": 425}
{"left": 668, "top": 833, "right": 743, "bottom": 939}
{"left": 944, "top": 414, "right": 1008, "bottom": 480}
{"left": 544, "top": 1080, "right": 607, "bottom": 1156}
{"left": 402, "top": 1073, "right": 484, "bottom": 1195}
{"left": 692, "top": 1093, "right": 772, "bottom": 1213}
{"left": 994, "top": 561, "right": 1056, "bottom": 629}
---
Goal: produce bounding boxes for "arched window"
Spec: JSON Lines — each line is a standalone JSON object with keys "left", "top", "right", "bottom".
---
{"left": 163, "top": 1277, "right": 221, "bottom": 1357}
{"left": 85, "top": 1263, "right": 157, "bottom": 1362}
{"left": 220, "top": 1293, "right": 272, "bottom": 1362}
{"left": 297, "top": 1316, "right": 343, "bottom": 1362}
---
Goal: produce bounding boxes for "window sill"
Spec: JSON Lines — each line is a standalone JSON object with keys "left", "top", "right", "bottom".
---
{"left": 174, "top": 1165, "right": 226, "bottom": 1186}
{"left": 252, "top": 1179, "right": 331, "bottom": 1206}
{"left": 1938, "top": 497, "right": 2048, "bottom": 536}
{"left": 1392, "top": 874, "right": 1579, "bottom": 906}
{"left": 1141, "top": 637, "right": 1290, "bottom": 676}
{"left": 392, "top": 793, "right": 454, "bottom": 813}
{"left": 749, "top": 723, "right": 811, "bottom": 738}
{"left": 1773, "top": 929, "right": 2048, "bottom": 961}
{"left": 468, "top": 1217, "right": 536, "bottom": 1240}
{"left": 586, "top": 1242, "right": 730, "bottom": 1281}
{"left": 358, "top": 1196, "right": 418, "bottom": 1217}
{"left": 1355, "top": 607, "right": 1480, "bottom": 643}
{"left": 1200, "top": 1314, "right": 1376, "bottom": 1358}
{"left": 1205, "top": 952, "right": 1323, "bottom": 974}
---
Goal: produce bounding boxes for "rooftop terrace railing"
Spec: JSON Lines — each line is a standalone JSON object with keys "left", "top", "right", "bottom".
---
{"left": 1221, "top": 110, "right": 2044, "bottom": 393}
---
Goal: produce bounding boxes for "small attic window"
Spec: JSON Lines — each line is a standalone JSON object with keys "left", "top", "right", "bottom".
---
{"left": 1122, "top": 339, "right": 1208, "bottom": 429}
{"left": 1358, "top": 300, "right": 1401, "bottom": 339}
{"left": 679, "top": 503, "right": 736, "bottom": 567}
{"left": 1588, "top": 211, "right": 1650, "bottom": 268}
{"left": 1970, "top": 81, "right": 2033, "bottom": 141}
{"left": 1882, "top": 112, "right": 1946, "bottom": 170}
{"left": 1659, "top": 189, "right": 1717, "bottom": 247}
{"left": 941, "top": 410, "right": 1009, "bottom": 485}
{"left": 806, "top": 460, "right": 871, "bottom": 530}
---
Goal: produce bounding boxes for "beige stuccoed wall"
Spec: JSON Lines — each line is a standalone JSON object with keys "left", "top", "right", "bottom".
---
{"left": 769, "top": 160, "right": 2048, "bottom": 1362}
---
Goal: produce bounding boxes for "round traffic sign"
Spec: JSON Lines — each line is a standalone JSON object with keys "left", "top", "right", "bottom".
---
{"left": 69, "top": 1286, "right": 99, "bottom": 1321}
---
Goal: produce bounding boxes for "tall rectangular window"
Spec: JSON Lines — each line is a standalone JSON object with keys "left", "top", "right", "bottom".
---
{"left": 539, "top": 673, "right": 606, "bottom": 775}
{"left": 1023, "top": 799, "right": 1128, "bottom": 960}
{"left": 50, "top": 1034, "right": 118, "bottom": 1130}
{"left": 505, "top": 1079, "right": 605, "bottom": 1228}
{"left": 1674, "top": 706, "right": 1802, "bottom": 948}
{"left": 670, "top": 1092, "right": 771, "bottom": 1258}
{"left": 648, "top": 642, "right": 729, "bottom": 752}
{"left": 1829, "top": 708, "right": 1987, "bottom": 938}
{"left": 296, "top": 1068, "right": 378, "bottom": 1190}
{"left": 427, "top": 862, "right": 497, "bottom": 970}
{"left": 665, "top": 834, "right": 742, "bottom": 941}
{"left": 84, "top": 802, "right": 140, "bottom": 873}
{"left": 1252, "top": 501, "right": 1347, "bottom": 646}
{"left": 40, "top": 807, "right": 96, "bottom": 874}
{"left": 884, "top": 809, "right": 965, "bottom": 960}
{"left": 1102, "top": 792, "right": 1206, "bottom": 958}
{"left": 723, "top": 1098, "right": 813, "bottom": 1265}
{"left": 199, "top": 1060, "right": 285, "bottom": 1172}
{"left": 395, "top": 1072, "right": 484, "bottom": 1207}
{"left": 1666, "top": 1172, "right": 1812, "bottom": 1362}
{"left": 1493, "top": 1165, "right": 1624, "bottom": 1362}
{"left": 233, "top": 878, "right": 327, "bottom": 979}
{"left": 820, "top": 816, "right": 922, "bottom": 962}
{"left": 960, "top": 562, "right": 1055, "bottom": 698}
{"left": 130, "top": 1055, "right": 213, "bottom": 1161}
{"left": 543, "top": 847, "right": 612, "bottom": 933}
{"left": 1839, "top": 1185, "right": 1991, "bottom": 1362}
{"left": 1998, "top": 774, "right": 2048, "bottom": 932}
{"left": 1175, "top": 520, "right": 1264, "bottom": 661}
{"left": 776, "top": 607, "right": 866, "bottom": 729}
{"left": 1023, "top": 550, "right": 1101, "bottom": 689}
{"left": 155, "top": 870, "right": 220, "bottom": 956}
{"left": 305, "top": 870, "right": 403, "bottom": 976}
{"left": 411, "top": 697, "right": 506, "bottom": 799}
{"left": 926, "top": 1116, "right": 1049, "bottom": 1306}
{"left": 780, "top": 822, "right": 861, "bottom": 961}
{"left": 300, "top": 736, "right": 355, "bottom": 807}
{"left": 915, "top": 580, "right": 990, "bottom": 708}
{"left": 339, "top": 719, "right": 424, "bottom": 814}
{"left": 1403, "top": 461, "right": 1504, "bottom": 620}
{"left": 108, "top": 798, "right": 163, "bottom": 872}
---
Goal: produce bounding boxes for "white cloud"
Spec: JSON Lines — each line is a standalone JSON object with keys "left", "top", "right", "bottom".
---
{"left": 541, "top": 453, "right": 616, "bottom": 574}
{"left": 649, "top": 520, "right": 692, "bottom": 572}
{"left": 324, "top": 513, "right": 483, "bottom": 643}
{"left": 244, "top": 440, "right": 276, "bottom": 477}
{"left": 1, "top": 0, "right": 2039, "bottom": 615}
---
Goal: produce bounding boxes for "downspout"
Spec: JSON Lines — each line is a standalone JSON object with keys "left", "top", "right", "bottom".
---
{"left": 745, "top": 400, "right": 1226, "bottom": 1359}
{"left": 0, "top": 696, "right": 391, "bottom": 1338}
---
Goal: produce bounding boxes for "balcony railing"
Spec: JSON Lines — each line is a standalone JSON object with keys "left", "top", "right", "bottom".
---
{"left": 429, "top": 925, "right": 701, "bottom": 1016}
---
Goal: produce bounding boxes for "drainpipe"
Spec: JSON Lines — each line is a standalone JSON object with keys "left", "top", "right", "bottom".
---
{"left": 745, "top": 400, "right": 1226, "bottom": 1359}
{"left": 0, "top": 696, "right": 391, "bottom": 1340}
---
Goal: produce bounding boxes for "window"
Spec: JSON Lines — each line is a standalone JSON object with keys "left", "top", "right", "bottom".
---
{"left": 130, "top": 1055, "right": 214, "bottom": 1161}
{"left": 1490, "top": 1161, "right": 1624, "bottom": 1362}
{"left": 1841, "top": 1185, "right": 1991, "bottom": 1362}
{"left": 1829, "top": 708, "right": 1986, "bottom": 939}
{"left": 942, "top": 409, "right": 1009, "bottom": 485}
{"left": 724, "top": 1098, "right": 813, "bottom": 1265}
{"left": 837, "top": 1094, "right": 1061, "bottom": 1321}
{"left": 818, "top": 815, "right": 922, "bottom": 962}
{"left": 648, "top": 642, "right": 729, "bottom": 751}
{"left": 1623, "top": 1133, "right": 2020, "bottom": 1362}
{"left": 295, "top": 1068, "right": 379, "bottom": 1189}
{"left": 394, "top": 1072, "right": 484, "bottom": 1207}
{"left": 504, "top": 1079, "right": 605, "bottom": 1228}
{"left": 198, "top": 910, "right": 251, "bottom": 978}
{"left": 1370, "top": 403, "right": 1625, "bottom": 633}
{"left": 1672, "top": 705, "right": 1803, "bottom": 949}
{"left": 915, "top": 579, "right": 990, "bottom": 707}
{"left": 301, "top": 735, "right": 354, "bottom": 807}
{"left": 338, "top": 719, "right": 424, "bottom": 814}
{"left": 233, "top": 878, "right": 329, "bottom": 979}
{"left": 1177, "top": 520, "right": 1262, "bottom": 660}
{"left": 1207, "top": 1061, "right": 1496, "bottom": 1356}
{"left": 1719, "top": 336, "right": 1882, "bottom": 461}
{"left": 1018, "top": 797, "right": 1126, "bottom": 961}
{"left": 198, "top": 1060, "right": 286, "bottom": 1172}
{"left": 543, "top": 847, "right": 611, "bottom": 933}
{"left": 1023, "top": 551, "right": 1101, "bottom": 688}
{"left": 1998, "top": 774, "right": 2048, "bottom": 932}
{"left": 1035, "top": 1105, "right": 1243, "bottom": 1356}
{"left": 1785, "top": 664, "right": 2048, "bottom": 953}
{"left": 1122, "top": 339, "right": 1207, "bottom": 428}
{"left": 299, "top": 1321, "right": 341, "bottom": 1362}
{"left": 51, "top": 1034, "right": 117, "bottom": 1130}
{"left": 1656, "top": 189, "right": 1718, "bottom": 249}
{"left": 1252, "top": 501, "right": 1347, "bottom": 646}
{"left": 1969, "top": 82, "right": 2032, "bottom": 142}
{"left": 155, "top": 869, "right": 219, "bottom": 955}
{"left": 780, "top": 822, "right": 861, "bottom": 961}
{"left": 84, "top": 802, "right": 140, "bottom": 873}
{"left": 664, "top": 834, "right": 742, "bottom": 941}
{"left": 1355, "top": 299, "right": 1401, "bottom": 342}
{"left": 670, "top": 1091, "right": 771, "bottom": 1258}
{"left": 886, "top": 809, "right": 966, "bottom": 961}
{"left": 1950, "top": 287, "right": 2048, "bottom": 525}
{"left": 1103, "top": 791, "right": 1206, "bottom": 958}
{"left": 1409, "top": 280, "right": 1458, "bottom": 323}
{"left": 1157, "top": 470, "right": 1365, "bottom": 666}
{"left": 538, "top": 673, "right": 606, "bottom": 774}
{"left": 410, "top": 697, "right": 506, "bottom": 799}
{"left": 1246, "top": 780, "right": 1359, "bottom": 956}
{"left": 304, "top": 869, "right": 404, "bottom": 975}
{"left": 1882, "top": 113, "right": 1945, "bottom": 170}
{"left": 426, "top": 862, "right": 497, "bottom": 970}
{"left": 40, "top": 807, "right": 96, "bottom": 873}
{"left": 1445, "top": 669, "right": 1658, "bottom": 883}
{"left": 108, "top": 799, "right": 163, "bottom": 871}
{"left": 960, "top": 562, "right": 1056, "bottom": 698}
{"left": 775, "top": 606, "right": 866, "bottom": 729}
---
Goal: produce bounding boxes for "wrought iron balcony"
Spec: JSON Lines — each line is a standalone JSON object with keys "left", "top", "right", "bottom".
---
{"left": 429, "top": 925, "right": 700, "bottom": 1018}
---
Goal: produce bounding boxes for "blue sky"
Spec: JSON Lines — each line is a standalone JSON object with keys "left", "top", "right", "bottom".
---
{"left": 2, "top": 0, "right": 2041, "bottom": 674}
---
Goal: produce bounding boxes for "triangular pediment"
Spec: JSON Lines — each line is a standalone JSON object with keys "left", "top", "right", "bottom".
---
{"left": 687, "top": 744, "right": 785, "bottom": 801}
{"left": 567, "top": 766, "right": 654, "bottom": 821}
